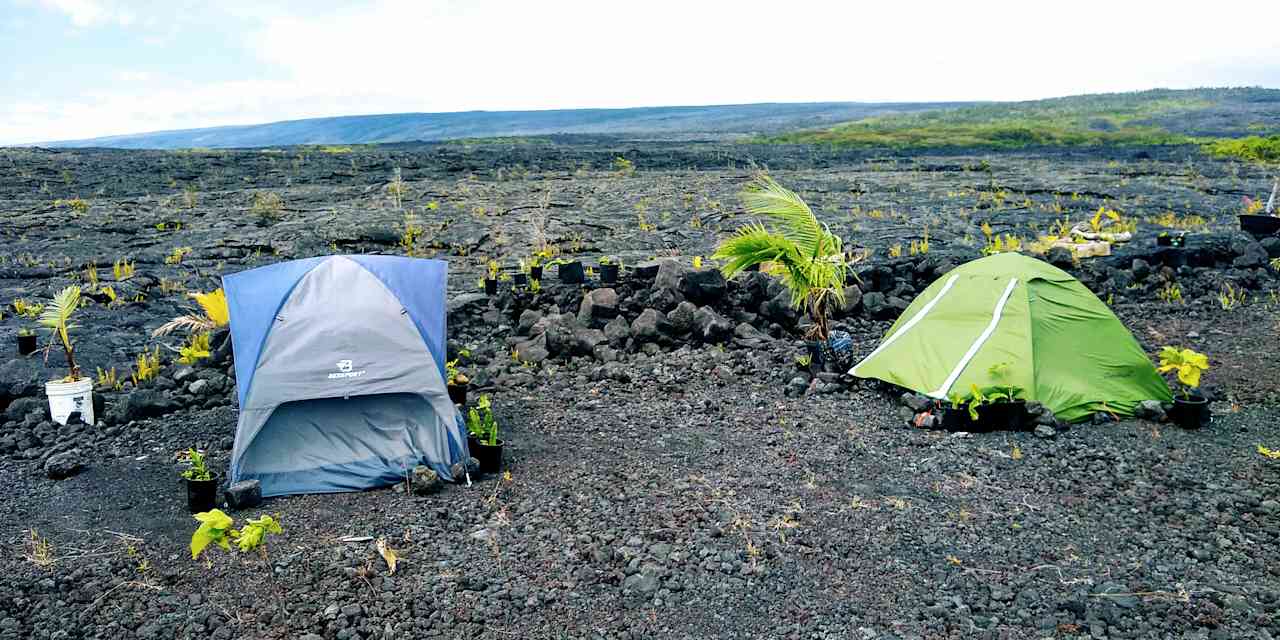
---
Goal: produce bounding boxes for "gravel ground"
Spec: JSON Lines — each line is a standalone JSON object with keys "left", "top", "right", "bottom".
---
{"left": 0, "top": 140, "right": 1277, "bottom": 639}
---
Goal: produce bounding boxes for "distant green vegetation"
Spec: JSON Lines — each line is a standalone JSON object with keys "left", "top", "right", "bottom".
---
{"left": 767, "top": 88, "right": 1280, "bottom": 152}
{"left": 769, "top": 90, "right": 1215, "bottom": 149}
{"left": 1203, "top": 136, "right": 1280, "bottom": 163}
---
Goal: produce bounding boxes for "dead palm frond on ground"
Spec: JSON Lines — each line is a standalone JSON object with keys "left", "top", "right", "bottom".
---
{"left": 153, "top": 288, "right": 229, "bottom": 337}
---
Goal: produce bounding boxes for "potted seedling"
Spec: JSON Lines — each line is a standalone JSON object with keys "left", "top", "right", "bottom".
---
{"left": 40, "top": 286, "right": 94, "bottom": 426}
{"left": 1239, "top": 182, "right": 1280, "bottom": 238}
{"left": 713, "top": 173, "right": 851, "bottom": 366}
{"left": 1156, "top": 231, "right": 1186, "bottom": 248}
{"left": 466, "top": 394, "right": 503, "bottom": 473}
{"left": 527, "top": 255, "right": 544, "bottom": 281}
{"left": 181, "top": 448, "right": 219, "bottom": 512}
{"left": 446, "top": 358, "right": 470, "bottom": 405}
{"left": 484, "top": 260, "right": 499, "bottom": 296}
{"left": 985, "top": 362, "right": 1028, "bottom": 430}
{"left": 17, "top": 328, "right": 37, "bottom": 356}
{"left": 599, "top": 257, "right": 620, "bottom": 284}
{"left": 553, "top": 259, "right": 585, "bottom": 285}
{"left": 1158, "top": 346, "right": 1211, "bottom": 429}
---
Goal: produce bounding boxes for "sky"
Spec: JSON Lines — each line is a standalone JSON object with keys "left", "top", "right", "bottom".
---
{"left": 3, "top": 0, "right": 1280, "bottom": 145}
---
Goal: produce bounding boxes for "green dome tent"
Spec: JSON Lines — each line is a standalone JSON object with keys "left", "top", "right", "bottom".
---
{"left": 850, "top": 252, "right": 1171, "bottom": 422}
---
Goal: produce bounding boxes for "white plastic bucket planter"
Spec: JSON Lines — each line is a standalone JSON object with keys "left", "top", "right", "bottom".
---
{"left": 45, "top": 377, "right": 94, "bottom": 426}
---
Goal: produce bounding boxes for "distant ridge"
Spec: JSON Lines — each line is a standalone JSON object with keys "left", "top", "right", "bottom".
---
{"left": 37, "top": 102, "right": 968, "bottom": 150}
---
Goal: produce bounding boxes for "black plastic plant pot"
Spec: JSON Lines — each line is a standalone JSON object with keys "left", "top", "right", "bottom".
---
{"left": 529, "top": 266, "right": 543, "bottom": 281}
{"left": 558, "top": 261, "right": 585, "bottom": 284}
{"left": 484, "top": 279, "right": 498, "bottom": 296}
{"left": 1239, "top": 214, "right": 1280, "bottom": 238}
{"left": 17, "top": 334, "right": 37, "bottom": 356}
{"left": 447, "top": 382, "right": 468, "bottom": 406}
{"left": 470, "top": 439, "right": 504, "bottom": 474}
{"left": 513, "top": 273, "right": 529, "bottom": 287}
{"left": 939, "top": 407, "right": 971, "bottom": 431}
{"left": 992, "top": 400, "right": 1030, "bottom": 431}
{"left": 1169, "top": 396, "right": 1211, "bottom": 429}
{"left": 600, "top": 263, "right": 619, "bottom": 284}
{"left": 185, "top": 477, "right": 219, "bottom": 513}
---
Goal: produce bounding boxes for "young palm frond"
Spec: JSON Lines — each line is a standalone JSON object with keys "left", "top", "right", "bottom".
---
{"left": 38, "top": 285, "right": 82, "bottom": 380}
{"left": 713, "top": 173, "right": 848, "bottom": 340}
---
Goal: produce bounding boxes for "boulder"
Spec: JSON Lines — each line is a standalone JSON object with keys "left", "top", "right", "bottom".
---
{"left": 1135, "top": 399, "right": 1167, "bottom": 422}
{"left": 678, "top": 269, "right": 727, "bottom": 304}
{"left": 631, "top": 260, "right": 663, "bottom": 282}
{"left": 653, "top": 259, "right": 686, "bottom": 293}
{"left": 577, "top": 288, "right": 619, "bottom": 327}
{"left": 573, "top": 328, "right": 607, "bottom": 355}
{"left": 692, "top": 306, "right": 733, "bottom": 342}
{"left": 45, "top": 450, "right": 83, "bottom": 480}
{"left": 1045, "top": 246, "right": 1075, "bottom": 270}
{"left": 0, "top": 358, "right": 42, "bottom": 406}
{"left": 513, "top": 334, "right": 550, "bottom": 364}
{"left": 759, "top": 289, "right": 798, "bottom": 325}
{"left": 225, "top": 479, "right": 263, "bottom": 509}
{"left": 1130, "top": 258, "right": 1151, "bottom": 282}
{"left": 666, "top": 301, "right": 698, "bottom": 334}
{"left": 449, "top": 457, "right": 481, "bottom": 482}
{"left": 862, "top": 292, "right": 888, "bottom": 318}
{"left": 603, "top": 316, "right": 631, "bottom": 345}
{"left": 122, "top": 388, "right": 175, "bottom": 422}
{"left": 836, "top": 284, "right": 863, "bottom": 316}
{"left": 517, "top": 309, "right": 543, "bottom": 335}
{"left": 630, "top": 309, "right": 669, "bottom": 342}
{"left": 411, "top": 466, "right": 442, "bottom": 496}
{"left": 1261, "top": 237, "right": 1280, "bottom": 259}
{"left": 4, "top": 396, "right": 44, "bottom": 423}
{"left": 1232, "top": 239, "right": 1268, "bottom": 268}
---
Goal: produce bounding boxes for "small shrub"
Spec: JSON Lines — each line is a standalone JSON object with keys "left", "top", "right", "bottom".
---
{"left": 251, "top": 191, "right": 284, "bottom": 223}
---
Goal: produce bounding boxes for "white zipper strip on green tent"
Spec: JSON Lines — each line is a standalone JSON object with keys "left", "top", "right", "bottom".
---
{"left": 927, "top": 277, "right": 1019, "bottom": 399}
{"left": 849, "top": 274, "right": 960, "bottom": 376}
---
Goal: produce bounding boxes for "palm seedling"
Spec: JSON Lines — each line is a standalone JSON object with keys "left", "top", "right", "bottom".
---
{"left": 712, "top": 173, "right": 848, "bottom": 341}
{"left": 38, "top": 285, "right": 83, "bottom": 381}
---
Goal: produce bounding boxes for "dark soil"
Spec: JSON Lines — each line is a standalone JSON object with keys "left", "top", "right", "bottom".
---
{"left": 0, "top": 139, "right": 1278, "bottom": 639}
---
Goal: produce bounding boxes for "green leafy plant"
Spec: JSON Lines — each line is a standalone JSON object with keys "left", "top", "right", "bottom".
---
{"left": 965, "top": 384, "right": 1010, "bottom": 421}
{"left": 177, "top": 332, "right": 212, "bottom": 364}
{"left": 467, "top": 394, "right": 499, "bottom": 446}
{"left": 1157, "top": 346, "right": 1209, "bottom": 399}
{"left": 38, "top": 285, "right": 83, "bottom": 381}
{"left": 712, "top": 173, "right": 848, "bottom": 341}
{"left": 486, "top": 259, "right": 500, "bottom": 280}
{"left": 17, "top": 327, "right": 34, "bottom": 337}
{"left": 131, "top": 346, "right": 161, "bottom": 385}
{"left": 12, "top": 298, "right": 44, "bottom": 320}
{"left": 190, "top": 510, "right": 286, "bottom": 618}
{"left": 446, "top": 358, "right": 469, "bottom": 386}
{"left": 181, "top": 448, "right": 213, "bottom": 481}
{"left": 986, "top": 362, "right": 1024, "bottom": 402}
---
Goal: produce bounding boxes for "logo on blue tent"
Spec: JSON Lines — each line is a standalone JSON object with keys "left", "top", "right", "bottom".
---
{"left": 328, "top": 359, "right": 367, "bottom": 379}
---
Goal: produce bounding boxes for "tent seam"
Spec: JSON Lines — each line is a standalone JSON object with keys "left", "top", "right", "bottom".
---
{"left": 928, "top": 277, "right": 1019, "bottom": 399}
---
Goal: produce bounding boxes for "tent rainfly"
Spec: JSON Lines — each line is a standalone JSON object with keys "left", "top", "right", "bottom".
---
{"left": 850, "top": 252, "right": 1172, "bottom": 422}
{"left": 223, "top": 255, "right": 469, "bottom": 497}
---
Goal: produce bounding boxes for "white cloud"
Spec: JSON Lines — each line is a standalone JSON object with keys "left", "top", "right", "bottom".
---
{"left": 37, "top": 0, "right": 134, "bottom": 27}
{"left": 4, "top": 0, "right": 1280, "bottom": 144}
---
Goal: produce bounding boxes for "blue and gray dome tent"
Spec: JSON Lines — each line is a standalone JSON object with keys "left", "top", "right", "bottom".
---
{"left": 223, "top": 255, "right": 469, "bottom": 497}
